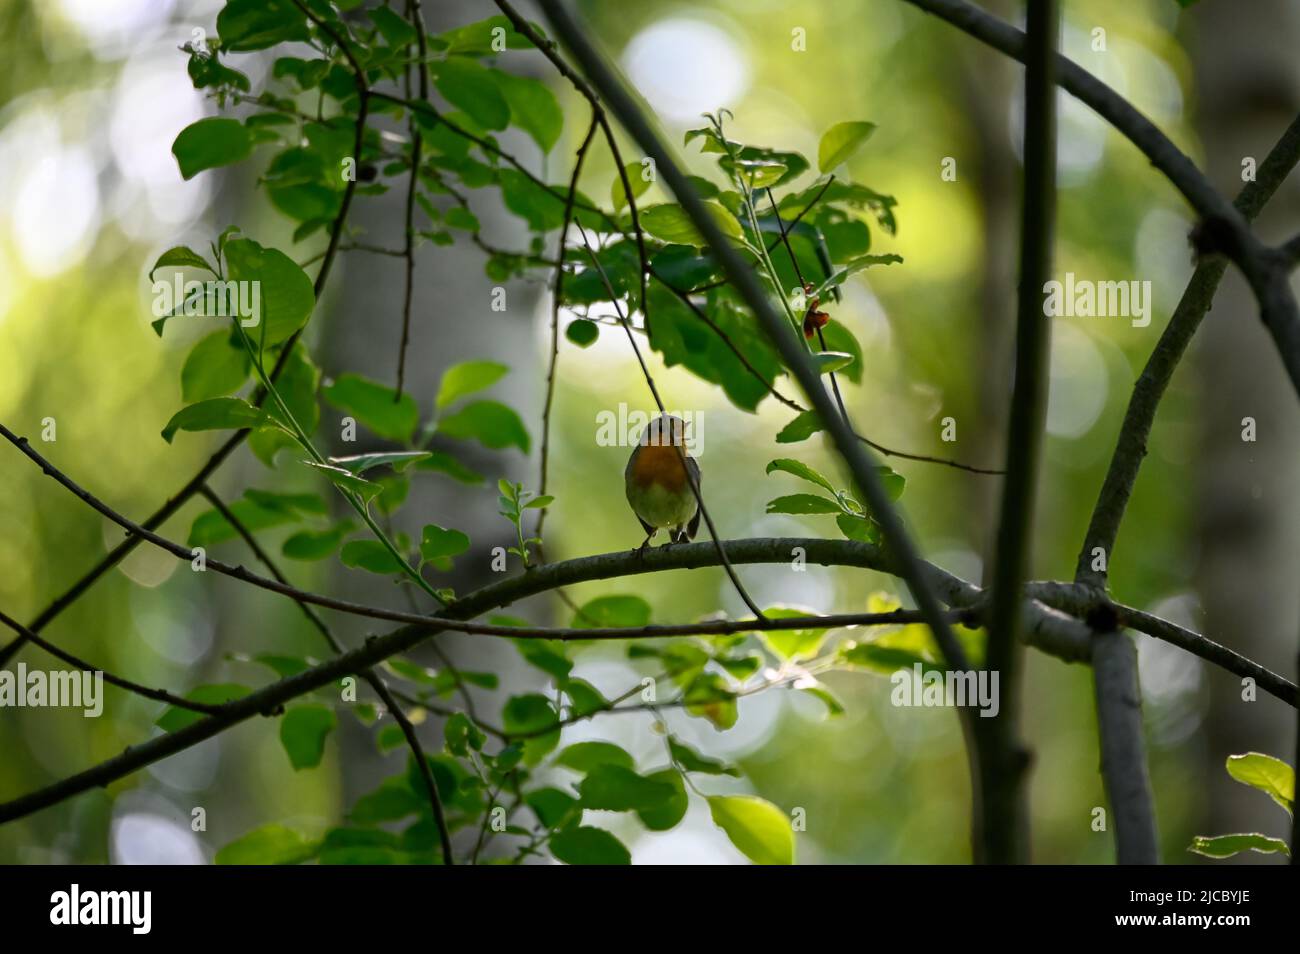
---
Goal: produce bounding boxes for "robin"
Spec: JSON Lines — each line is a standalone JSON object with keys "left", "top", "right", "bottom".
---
{"left": 625, "top": 414, "right": 701, "bottom": 550}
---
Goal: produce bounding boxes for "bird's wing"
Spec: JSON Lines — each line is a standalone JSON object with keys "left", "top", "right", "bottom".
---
{"left": 685, "top": 457, "right": 702, "bottom": 540}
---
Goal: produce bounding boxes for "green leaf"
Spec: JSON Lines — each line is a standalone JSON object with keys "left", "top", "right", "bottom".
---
{"left": 435, "top": 359, "right": 509, "bottom": 410}
{"left": 368, "top": 6, "right": 417, "bottom": 47}
{"left": 810, "top": 254, "right": 904, "bottom": 303}
{"left": 492, "top": 70, "right": 563, "bottom": 153}
{"left": 181, "top": 330, "right": 252, "bottom": 402}
{"left": 420, "top": 524, "right": 471, "bottom": 562}
{"left": 413, "top": 450, "right": 484, "bottom": 484}
{"left": 641, "top": 202, "right": 743, "bottom": 246}
{"left": 162, "top": 397, "right": 273, "bottom": 443}
{"left": 150, "top": 245, "right": 215, "bottom": 281}
{"left": 683, "top": 672, "right": 738, "bottom": 730}
{"left": 156, "top": 684, "right": 249, "bottom": 732}
{"left": 216, "top": 824, "right": 318, "bottom": 865}
{"left": 172, "top": 117, "right": 253, "bottom": 180}
{"left": 1189, "top": 833, "right": 1289, "bottom": 859}
{"left": 323, "top": 373, "right": 420, "bottom": 443}
{"left": 836, "top": 512, "right": 879, "bottom": 544}
{"left": 765, "top": 458, "right": 837, "bottom": 495}
{"left": 501, "top": 694, "right": 560, "bottom": 765}
{"left": 436, "top": 400, "right": 530, "bottom": 452}
{"left": 1225, "top": 753, "right": 1294, "bottom": 812}
{"left": 578, "top": 765, "right": 677, "bottom": 812}
{"left": 766, "top": 493, "right": 841, "bottom": 515}
{"left": 776, "top": 410, "right": 823, "bottom": 444}
{"left": 636, "top": 770, "right": 689, "bottom": 831}
{"left": 649, "top": 244, "right": 721, "bottom": 292}
{"left": 819, "top": 319, "right": 864, "bottom": 383}
{"left": 303, "top": 460, "right": 384, "bottom": 503}
{"left": 563, "top": 678, "right": 607, "bottom": 718}
{"left": 498, "top": 169, "right": 567, "bottom": 232}
{"left": 611, "top": 161, "right": 653, "bottom": 212}
{"left": 707, "top": 795, "right": 794, "bottom": 865}
{"left": 279, "top": 704, "right": 336, "bottom": 770}
{"left": 760, "top": 606, "right": 829, "bottom": 661}
{"left": 250, "top": 344, "right": 320, "bottom": 465}
{"left": 550, "top": 826, "right": 630, "bottom": 865}
{"left": 800, "top": 683, "right": 846, "bottom": 717}
{"left": 817, "top": 121, "right": 877, "bottom": 173}
{"left": 669, "top": 737, "right": 740, "bottom": 776}
{"left": 350, "top": 779, "right": 421, "bottom": 824}
{"left": 814, "top": 351, "right": 854, "bottom": 375}
{"left": 443, "top": 712, "right": 486, "bottom": 756}
{"left": 434, "top": 14, "right": 539, "bottom": 55}
{"left": 719, "top": 155, "right": 787, "bottom": 189}
{"left": 223, "top": 237, "right": 315, "bottom": 348}
{"left": 327, "top": 451, "right": 431, "bottom": 474}
{"left": 554, "top": 741, "right": 634, "bottom": 774}
{"left": 512, "top": 637, "right": 573, "bottom": 681}
{"left": 565, "top": 318, "right": 599, "bottom": 347}
{"left": 526, "top": 788, "right": 579, "bottom": 829}
{"left": 217, "top": 0, "right": 309, "bottom": 52}
{"left": 340, "top": 540, "right": 406, "bottom": 575}
{"left": 572, "top": 595, "right": 651, "bottom": 628}
{"left": 281, "top": 525, "right": 347, "bottom": 561}
{"left": 431, "top": 57, "right": 510, "bottom": 130}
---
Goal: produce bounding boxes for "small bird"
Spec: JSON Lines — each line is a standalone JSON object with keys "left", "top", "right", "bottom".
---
{"left": 625, "top": 414, "right": 701, "bottom": 550}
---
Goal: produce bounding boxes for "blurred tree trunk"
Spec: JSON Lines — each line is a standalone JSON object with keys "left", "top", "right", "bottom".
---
{"left": 1190, "top": 0, "right": 1300, "bottom": 858}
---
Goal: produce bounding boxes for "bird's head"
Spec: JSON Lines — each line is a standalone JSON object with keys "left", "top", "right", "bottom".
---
{"left": 638, "top": 414, "right": 689, "bottom": 449}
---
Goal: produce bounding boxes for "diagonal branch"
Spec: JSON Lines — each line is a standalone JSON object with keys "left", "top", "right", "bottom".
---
{"left": 900, "top": 0, "right": 1300, "bottom": 403}
{"left": 1077, "top": 112, "right": 1300, "bottom": 586}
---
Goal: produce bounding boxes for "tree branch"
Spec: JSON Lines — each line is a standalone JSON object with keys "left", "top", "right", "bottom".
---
{"left": 1091, "top": 628, "right": 1160, "bottom": 864}
{"left": 1077, "top": 112, "right": 1300, "bottom": 586}
{"left": 900, "top": 0, "right": 1300, "bottom": 402}
{"left": 977, "top": 0, "right": 1057, "bottom": 865}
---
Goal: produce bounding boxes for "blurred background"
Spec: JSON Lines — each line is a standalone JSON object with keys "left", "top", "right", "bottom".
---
{"left": 0, "top": 0, "right": 1297, "bottom": 864}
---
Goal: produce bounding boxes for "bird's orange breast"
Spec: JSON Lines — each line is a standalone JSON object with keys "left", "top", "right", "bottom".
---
{"left": 629, "top": 444, "right": 690, "bottom": 492}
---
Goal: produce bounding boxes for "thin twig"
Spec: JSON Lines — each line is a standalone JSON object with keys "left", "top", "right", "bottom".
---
{"left": 0, "top": 609, "right": 222, "bottom": 714}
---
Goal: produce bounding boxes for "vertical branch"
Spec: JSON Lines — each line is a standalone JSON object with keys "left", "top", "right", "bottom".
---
{"left": 536, "top": 115, "right": 599, "bottom": 539}
{"left": 978, "top": 0, "right": 1058, "bottom": 864}
{"left": 1092, "top": 628, "right": 1159, "bottom": 864}
{"left": 395, "top": 0, "right": 430, "bottom": 399}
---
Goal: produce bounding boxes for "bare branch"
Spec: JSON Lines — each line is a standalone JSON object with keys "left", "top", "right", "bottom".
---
{"left": 1077, "top": 112, "right": 1300, "bottom": 586}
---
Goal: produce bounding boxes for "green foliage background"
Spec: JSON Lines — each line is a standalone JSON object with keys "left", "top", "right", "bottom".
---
{"left": 0, "top": 0, "right": 1292, "bottom": 864}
